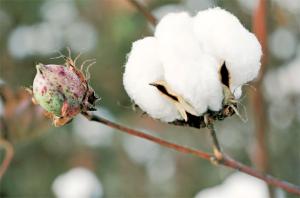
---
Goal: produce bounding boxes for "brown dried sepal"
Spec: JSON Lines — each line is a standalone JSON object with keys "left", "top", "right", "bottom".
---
{"left": 170, "top": 104, "right": 235, "bottom": 129}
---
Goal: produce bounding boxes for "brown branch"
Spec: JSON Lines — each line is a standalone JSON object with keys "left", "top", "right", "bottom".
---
{"left": 253, "top": 0, "right": 268, "bottom": 80}
{"left": 126, "top": 0, "right": 157, "bottom": 26}
{"left": 82, "top": 111, "right": 211, "bottom": 160}
{"left": 82, "top": 112, "right": 300, "bottom": 196}
{"left": 251, "top": 0, "right": 269, "bottom": 173}
{"left": 0, "top": 138, "right": 14, "bottom": 179}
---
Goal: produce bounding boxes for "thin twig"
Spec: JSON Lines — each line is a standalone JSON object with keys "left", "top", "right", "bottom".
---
{"left": 82, "top": 112, "right": 211, "bottom": 160}
{"left": 0, "top": 138, "right": 14, "bottom": 179}
{"left": 253, "top": 0, "right": 268, "bottom": 79}
{"left": 251, "top": 0, "right": 269, "bottom": 173}
{"left": 203, "top": 114, "right": 223, "bottom": 160}
{"left": 82, "top": 112, "right": 300, "bottom": 196}
{"left": 127, "top": 0, "right": 157, "bottom": 26}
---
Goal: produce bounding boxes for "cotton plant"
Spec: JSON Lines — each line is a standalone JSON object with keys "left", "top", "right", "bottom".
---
{"left": 12, "top": 4, "right": 300, "bottom": 195}
{"left": 123, "top": 7, "right": 262, "bottom": 159}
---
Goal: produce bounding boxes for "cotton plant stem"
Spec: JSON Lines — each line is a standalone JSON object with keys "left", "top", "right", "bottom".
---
{"left": 204, "top": 114, "right": 223, "bottom": 161}
{"left": 206, "top": 124, "right": 223, "bottom": 161}
{"left": 82, "top": 111, "right": 211, "bottom": 160}
{"left": 0, "top": 138, "right": 14, "bottom": 179}
{"left": 82, "top": 112, "right": 300, "bottom": 196}
{"left": 127, "top": 0, "right": 157, "bottom": 26}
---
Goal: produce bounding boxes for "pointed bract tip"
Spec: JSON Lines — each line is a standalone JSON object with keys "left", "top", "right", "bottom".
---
{"left": 36, "top": 63, "right": 45, "bottom": 74}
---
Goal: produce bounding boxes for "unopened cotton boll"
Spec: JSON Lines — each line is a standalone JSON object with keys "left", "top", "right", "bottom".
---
{"left": 123, "top": 37, "right": 181, "bottom": 122}
{"left": 155, "top": 12, "right": 223, "bottom": 114}
{"left": 32, "top": 58, "right": 99, "bottom": 126}
{"left": 193, "top": 7, "right": 262, "bottom": 92}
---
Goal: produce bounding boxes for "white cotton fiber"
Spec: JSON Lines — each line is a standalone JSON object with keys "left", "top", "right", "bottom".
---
{"left": 123, "top": 37, "right": 181, "bottom": 122}
{"left": 123, "top": 8, "right": 262, "bottom": 122}
{"left": 193, "top": 7, "right": 262, "bottom": 92}
{"left": 233, "top": 86, "right": 243, "bottom": 99}
{"left": 155, "top": 12, "right": 223, "bottom": 114}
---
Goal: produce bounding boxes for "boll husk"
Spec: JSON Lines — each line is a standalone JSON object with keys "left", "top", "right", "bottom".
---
{"left": 123, "top": 7, "right": 262, "bottom": 124}
{"left": 32, "top": 58, "right": 98, "bottom": 126}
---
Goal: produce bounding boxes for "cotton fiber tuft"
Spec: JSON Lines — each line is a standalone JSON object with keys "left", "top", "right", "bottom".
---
{"left": 123, "top": 7, "right": 262, "bottom": 122}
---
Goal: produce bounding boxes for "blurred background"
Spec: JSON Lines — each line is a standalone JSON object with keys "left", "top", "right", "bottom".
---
{"left": 0, "top": 0, "right": 299, "bottom": 197}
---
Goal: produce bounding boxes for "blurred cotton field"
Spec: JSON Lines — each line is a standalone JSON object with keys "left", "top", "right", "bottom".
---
{"left": 52, "top": 167, "right": 103, "bottom": 198}
{"left": 195, "top": 173, "right": 270, "bottom": 198}
{"left": 0, "top": 0, "right": 300, "bottom": 198}
{"left": 8, "top": 1, "right": 97, "bottom": 58}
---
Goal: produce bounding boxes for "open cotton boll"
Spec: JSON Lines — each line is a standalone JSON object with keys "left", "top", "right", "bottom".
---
{"left": 123, "top": 37, "right": 180, "bottom": 122}
{"left": 193, "top": 7, "right": 262, "bottom": 92}
{"left": 123, "top": 9, "right": 256, "bottom": 124}
{"left": 155, "top": 12, "right": 223, "bottom": 114}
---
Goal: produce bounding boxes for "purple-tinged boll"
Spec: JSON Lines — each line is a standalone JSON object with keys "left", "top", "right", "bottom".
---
{"left": 32, "top": 57, "right": 99, "bottom": 126}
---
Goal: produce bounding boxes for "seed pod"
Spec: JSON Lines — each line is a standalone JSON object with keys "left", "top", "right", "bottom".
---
{"left": 32, "top": 58, "right": 99, "bottom": 126}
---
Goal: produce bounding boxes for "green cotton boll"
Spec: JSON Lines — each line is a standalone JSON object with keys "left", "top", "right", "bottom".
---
{"left": 34, "top": 87, "right": 65, "bottom": 116}
{"left": 33, "top": 63, "right": 87, "bottom": 118}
